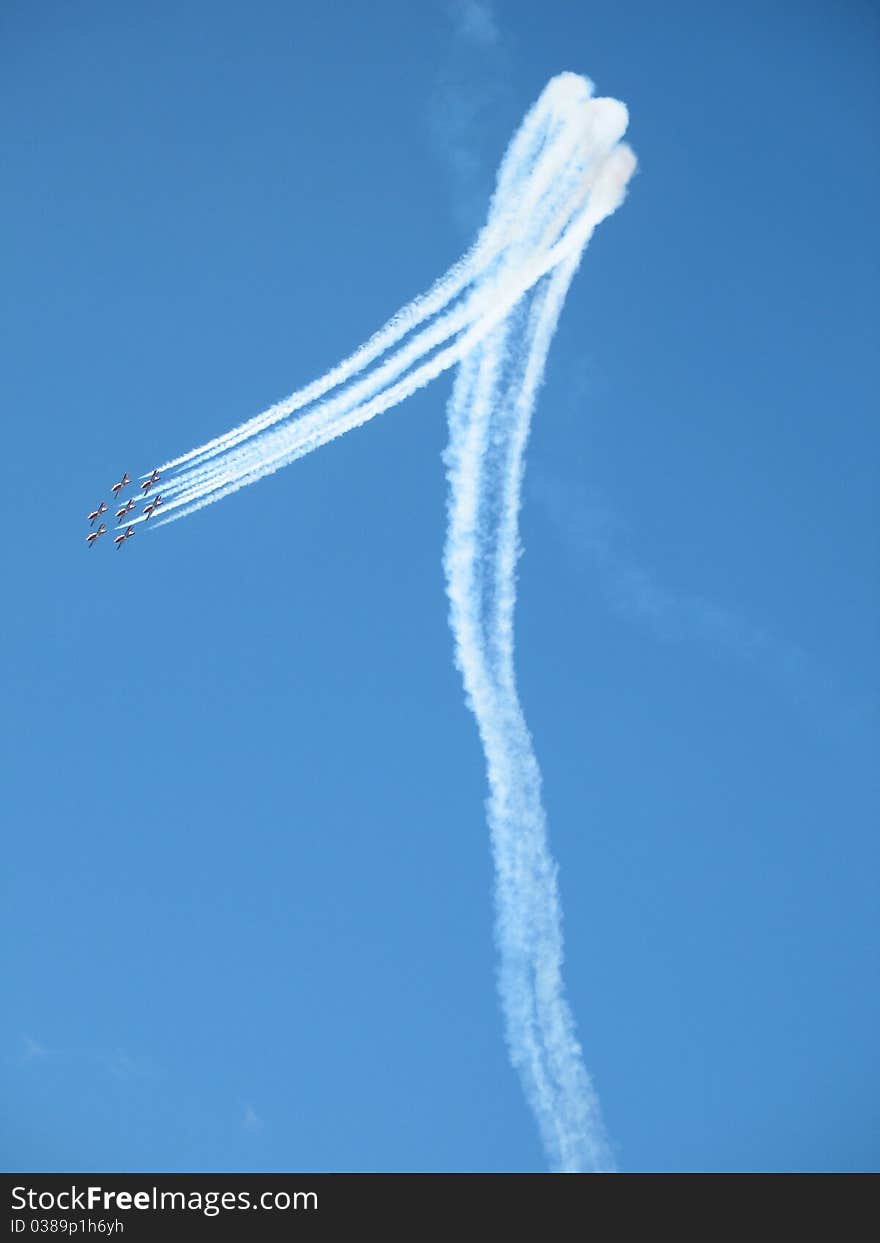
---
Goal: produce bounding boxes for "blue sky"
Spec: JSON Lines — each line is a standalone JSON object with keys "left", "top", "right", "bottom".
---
{"left": 2, "top": 0, "right": 877, "bottom": 1172}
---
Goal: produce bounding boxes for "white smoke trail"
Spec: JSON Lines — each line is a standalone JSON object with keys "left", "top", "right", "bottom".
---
{"left": 123, "top": 72, "right": 635, "bottom": 1171}
{"left": 150, "top": 165, "right": 628, "bottom": 529}
{"left": 142, "top": 79, "right": 628, "bottom": 523}
{"left": 441, "top": 98, "right": 633, "bottom": 1166}
{"left": 138, "top": 126, "right": 630, "bottom": 531}
{"left": 445, "top": 256, "right": 615, "bottom": 1172}
{"left": 149, "top": 83, "right": 591, "bottom": 482}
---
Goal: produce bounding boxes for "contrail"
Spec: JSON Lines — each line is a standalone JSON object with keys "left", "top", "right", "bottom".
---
{"left": 123, "top": 72, "right": 635, "bottom": 1171}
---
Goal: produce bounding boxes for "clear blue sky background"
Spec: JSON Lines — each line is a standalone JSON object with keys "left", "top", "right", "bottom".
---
{"left": 2, "top": 1, "right": 877, "bottom": 1172}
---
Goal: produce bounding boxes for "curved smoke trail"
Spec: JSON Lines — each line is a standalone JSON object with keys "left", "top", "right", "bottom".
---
{"left": 126, "top": 73, "right": 635, "bottom": 1171}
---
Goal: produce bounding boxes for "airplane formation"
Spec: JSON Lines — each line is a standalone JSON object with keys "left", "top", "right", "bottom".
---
{"left": 86, "top": 469, "right": 162, "bottom": 550}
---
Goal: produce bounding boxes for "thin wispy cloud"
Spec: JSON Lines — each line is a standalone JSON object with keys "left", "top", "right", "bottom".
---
{"left": 428, "top": 1, "right": 512, "bottom": 233}
{"left": 242, "top": 1104, "right": 263, "bottom": 1133}
{"left": 103, "top": 1048, "right": 153, "bottom": 1082}
{"left": 20, "top": 1035, "right": 48, "bottom": 1062}
{"left": 529, "top": 470, "right": 864, "bottom": 731}
{"left": 453, "top": 0, "right": 500, "bottom": 47}
{"left": 531, "top": 472, "right": 774, "bottom": 650}
{"left": 14, "top": 1034, "right": 154, "bottom": 1082}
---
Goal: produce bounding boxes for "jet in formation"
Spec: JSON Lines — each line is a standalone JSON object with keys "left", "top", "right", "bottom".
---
{"left": 86, "top": 472, "right": 135, "bottom": 551}
{"left": 86, "top": 470, "right": 163, "bottom": 550}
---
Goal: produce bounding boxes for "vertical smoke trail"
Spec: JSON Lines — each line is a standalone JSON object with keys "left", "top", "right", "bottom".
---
{"left": 442, "top": 82, "right": 634, "bottom": 1170}
{"left": 443, "top": 261, "right": 614, "bottom": 1173}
